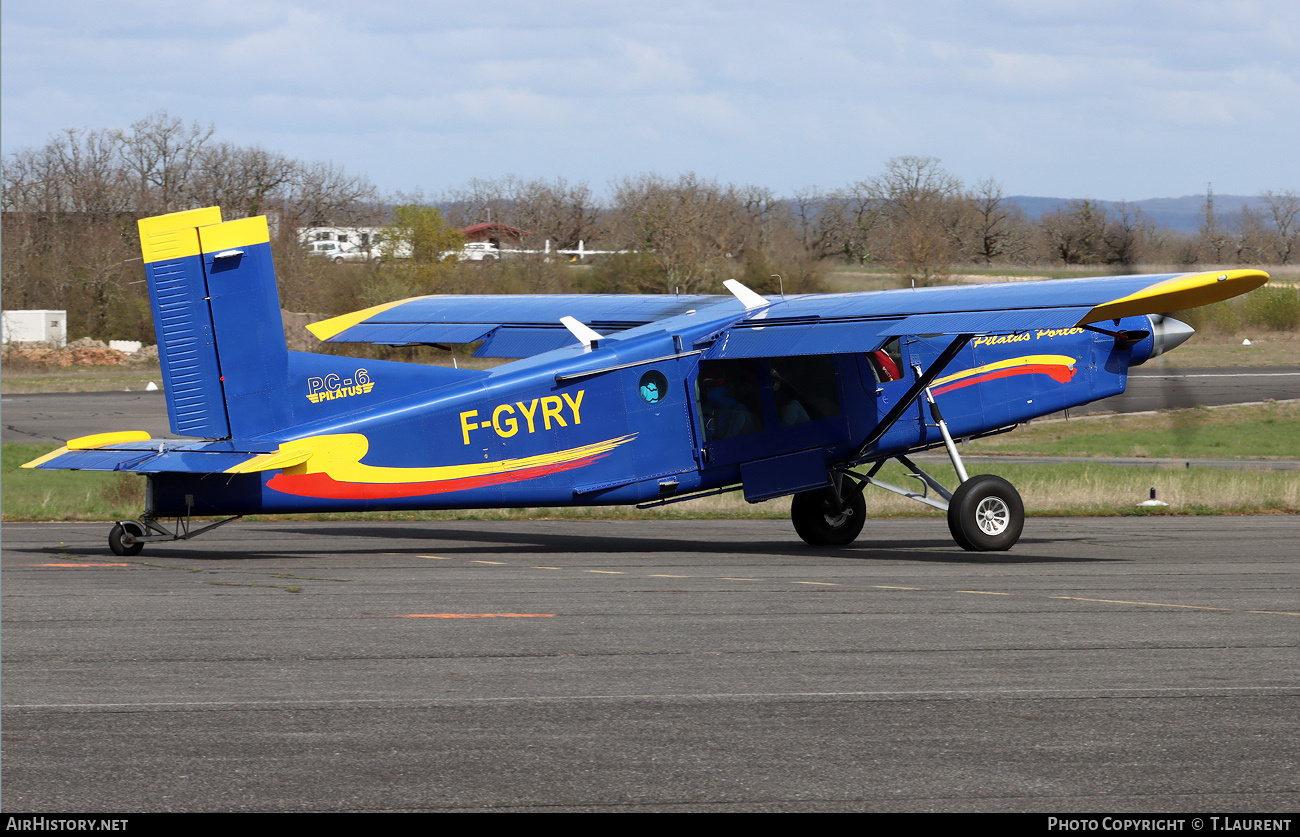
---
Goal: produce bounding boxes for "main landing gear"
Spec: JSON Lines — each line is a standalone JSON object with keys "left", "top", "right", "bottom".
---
{"left": 946, "top": 474, "right": 1023, "bottom": 551}
{"left": 790, "top": 339, "right": 1026, "bottom": 551}
{"left": 791, "top": 476, "right": 866, "bottom": 546}
{"left": 793, "top": 457, "right": 1025, "bottom": 552}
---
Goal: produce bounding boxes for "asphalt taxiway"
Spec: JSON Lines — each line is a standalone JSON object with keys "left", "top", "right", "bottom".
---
{"left": 3, "top": 517, "right": 1297, "bottom": 812}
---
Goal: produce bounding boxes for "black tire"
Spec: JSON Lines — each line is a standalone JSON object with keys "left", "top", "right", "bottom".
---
{"left": 947, "top": 475, "right": 1024, "bottom": 551}
{"left": 109, "top": 522, "right": 144, "bottom": 557}
{"left": 791, "top": 485, "right": 866, "bottom": 546}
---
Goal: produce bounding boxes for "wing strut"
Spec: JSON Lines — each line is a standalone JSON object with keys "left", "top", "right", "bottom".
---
{"left": 853, "top": 334, "right": 973, "bottom": 459}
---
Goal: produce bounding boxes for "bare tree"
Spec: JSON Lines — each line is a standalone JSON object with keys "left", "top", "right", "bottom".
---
{"left": 1260, "top": 190, "right": 1299, "bottom": 264}
{"left": 114, "top": 111, "right": 215, "bottom": 214}
{"left": 287, "top": 160, "right": 379, "bottom": 227}
{"left": 3, "top": 127, "right": 130, "bottom": 214}
{"left": 1103, "top": 202, "right": 1155, "bottom": 266}
{"left": 608, "top": 172, "right": 759, "bottom": 294}
{"left": 188, "top": 143, "right": 297, "bottom": 218}
{"left": 966, "top": 178, "right": 1024, "bottom": 265}
{"left": 442, "top": 175, "right": 603, "bottom": 251}
{"left": 1038, "top": 199, "right": 1109, "bottom": 265}
{"left": 870, "top": 156, "right": 966, "bottom": 283}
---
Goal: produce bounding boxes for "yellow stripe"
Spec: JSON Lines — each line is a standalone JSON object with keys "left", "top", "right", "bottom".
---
{"left": 224, "top": 448, "right": 314, "bottom": 474}
{"left": 1078, "top": 269, "right": 1268, "bottom": 324}
{"left": 932, "top": 355, "right": 1075, "bottom": 387}
{"left": 67, "top": 431, "right": 153, "bottom": 450}
{"left": 305, "top": 297, "right": 429, "bottom": 341}
{"left": 198, "top": 215, "right": 270, "bottom": 254}
{"left": 138, "top": 207, "right": 223, "bottom": 264}
{"left": 227, "top": 432, "right": 635, "bottom": 483}
{"left": 21, "top": 446, "right": 71, "bottom": 469}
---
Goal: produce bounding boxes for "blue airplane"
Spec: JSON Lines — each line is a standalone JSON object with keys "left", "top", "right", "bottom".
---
{"left": 23, "top": 207, "right": 1269, "bottom": 555}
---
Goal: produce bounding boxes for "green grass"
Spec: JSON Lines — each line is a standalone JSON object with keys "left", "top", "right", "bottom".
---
{"left": 6, "top": 414, "right": 1298, "bottom": 522}
{"left": 964, "top": 402, "right": 1300, "bottom": 459}
{"left": 0, "top": 365, "right": 166, "bottom": 394}
{"left": 3, "top": 443, "right": 146, "bottom": 520}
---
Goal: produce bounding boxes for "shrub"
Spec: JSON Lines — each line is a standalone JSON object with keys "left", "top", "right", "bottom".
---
{"left": 1242, "top": 285, "right": 1300, "bottom": 331}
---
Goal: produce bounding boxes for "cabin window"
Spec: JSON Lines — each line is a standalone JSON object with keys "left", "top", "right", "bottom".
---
{"left": 769, "top": 356, "right": 841, "bottom": 425}
{"left": 696, "top": 359, "right": 765, "bottom": 441}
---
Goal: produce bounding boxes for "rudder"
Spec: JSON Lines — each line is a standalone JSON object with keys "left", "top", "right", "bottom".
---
{"left": 139, "top": 208, "right": 291, "bottom": 440}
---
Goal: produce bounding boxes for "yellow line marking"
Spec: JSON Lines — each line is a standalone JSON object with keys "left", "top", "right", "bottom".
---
{"left": 874, "top": 585, "right": 920, "bottom": 590}
{"left": 418, "top": 555, "right": 452, "bottom": 560}
{"left": 959, "top": 590, "right": 1011, "bottom": 595}
{"left": 793, "top": 581, "right": 837, "bottom": 586}
{"left": 586, "top": 570, "right": 624, "bottom": 574}
{"left": 1051, "top": 596, "right": 1299, "bottom": 616}
{"left": 28, "top": 563, "right": 132, "bottom": 568}
{"left": 472, "top": 560, "right": 506, "bottom": 565}
{"left": 532, "top": 566, "right": 561, "bottom": 570}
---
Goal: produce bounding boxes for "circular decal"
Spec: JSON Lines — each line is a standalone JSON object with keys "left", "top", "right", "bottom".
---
{"left": 638, "top": 370, "right": 668, "bottom": 404}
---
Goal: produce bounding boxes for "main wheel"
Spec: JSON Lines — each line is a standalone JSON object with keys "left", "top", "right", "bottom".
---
{"left": 791, "top": 485, "right": 866, "bottom": 546}
{"left": 947, "top": 475, "right": 1024, "bottom": 551}
{"left": 109, "top": 522, "right": 145, "bottom": 557}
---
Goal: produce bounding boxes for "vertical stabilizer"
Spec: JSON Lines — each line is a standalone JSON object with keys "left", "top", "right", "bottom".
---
{"left": 140, "top": 208, "right": 230, "bottom": 438}
{"left": 139, "top": 208, "right": 292, "bottom": 440}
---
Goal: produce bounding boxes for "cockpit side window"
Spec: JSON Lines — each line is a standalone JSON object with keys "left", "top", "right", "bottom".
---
{"left": 867, "top": 337, "right": 904, "bottom": 383}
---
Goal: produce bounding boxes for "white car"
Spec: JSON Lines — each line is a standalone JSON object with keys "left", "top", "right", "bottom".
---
{"left": 307, "top": 241, "right": 371, "bottom": 263}
{"left": 453, "top": 242, "right": 501, "bottom": 262}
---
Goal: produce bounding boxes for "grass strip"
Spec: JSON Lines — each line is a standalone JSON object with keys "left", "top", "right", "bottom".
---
{"left": 5, "top": 444, "right": 1296, "bottom": 522}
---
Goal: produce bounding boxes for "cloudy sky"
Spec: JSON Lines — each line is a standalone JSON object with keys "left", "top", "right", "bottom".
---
{"left": 3, "top": 0, "right": 1297, "bottom": 201}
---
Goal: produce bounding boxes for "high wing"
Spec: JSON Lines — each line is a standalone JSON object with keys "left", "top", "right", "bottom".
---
{"left": 308, "top": 294, "right": 731, "bottom": 357}
{"left": 306, "top": 270, "right": 1268, "bottom": 359}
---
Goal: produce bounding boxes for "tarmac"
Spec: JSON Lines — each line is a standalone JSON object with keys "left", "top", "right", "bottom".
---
{"left": 3, "top": 516, "right": 1297, "bottom": 812}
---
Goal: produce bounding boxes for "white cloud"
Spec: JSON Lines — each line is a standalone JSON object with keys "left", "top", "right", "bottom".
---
{"left": 3, "top": 0, "right": 1297, "bottom": 199}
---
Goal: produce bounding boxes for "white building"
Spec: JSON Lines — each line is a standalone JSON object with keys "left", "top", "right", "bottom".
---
{"left": 2, "top": 310, "right": 67, "bottom": 347}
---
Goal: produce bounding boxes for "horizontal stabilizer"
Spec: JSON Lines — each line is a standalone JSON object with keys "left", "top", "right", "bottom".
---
{"left": 23, "top": 439, "right": 280, "bottom": 474}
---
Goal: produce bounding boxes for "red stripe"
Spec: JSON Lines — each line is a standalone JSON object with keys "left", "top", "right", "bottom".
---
{"left": 267, "top": 454, "right": 607, "bottom": 500}
{"left": 932, "top": 363, "right": 1075, "bottom": 396}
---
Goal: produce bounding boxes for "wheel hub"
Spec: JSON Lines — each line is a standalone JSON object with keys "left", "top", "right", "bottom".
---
{"left": 974, "top": 497, "right": 1010, "bottom": 535}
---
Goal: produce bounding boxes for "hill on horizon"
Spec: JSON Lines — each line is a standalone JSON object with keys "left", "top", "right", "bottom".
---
{"left": 1008, "top": 194, "right": 1270, "bottom": 233}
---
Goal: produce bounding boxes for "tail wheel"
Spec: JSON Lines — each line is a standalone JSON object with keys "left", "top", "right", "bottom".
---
{"left": 947, "top": 475, "right": 1024, "bottom": 551}
{"left": 109, "top": 521, "right": 145, "bottom": 557}
{"left": 791, "top": 485, "right": 866, "bottom": 546}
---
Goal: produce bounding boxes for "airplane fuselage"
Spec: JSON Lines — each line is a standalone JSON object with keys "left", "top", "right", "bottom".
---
{"left": 147, "top": 312, "right": 1155, "bottom": 518}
